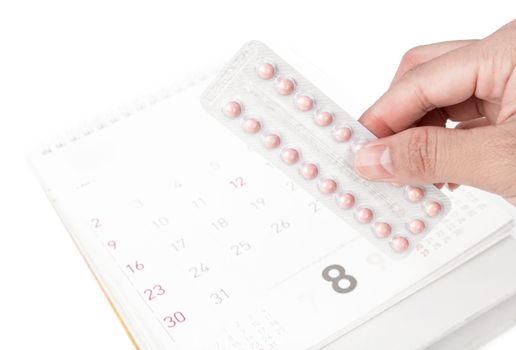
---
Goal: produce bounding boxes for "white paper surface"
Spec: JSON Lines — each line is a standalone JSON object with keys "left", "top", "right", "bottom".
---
{"left": 29, "top": 80, "right": 513, "bottom": 349}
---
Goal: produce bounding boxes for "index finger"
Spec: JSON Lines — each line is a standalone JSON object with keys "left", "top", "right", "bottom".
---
{"left": 391, "top": 40, "right": 477, "bottom": 85}
{"left": 359, "top": 44, "right": 479, "bottom": 137}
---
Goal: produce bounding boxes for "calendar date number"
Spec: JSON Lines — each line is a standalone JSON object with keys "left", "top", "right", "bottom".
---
{"left": 144, "top": 284, "right": 166, "bottom": 301}
{"left": 322, "top": 265, "right": 357, "bottom": 294}
{"left": 163, "top": 312, "right": 186, "bottom": 328}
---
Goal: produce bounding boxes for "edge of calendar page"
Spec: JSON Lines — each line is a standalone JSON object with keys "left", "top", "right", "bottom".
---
{"left": 24, "top": 43, "right": 367, "bottom": 350}
{"left": 419, "top": 247, "right": 516, "bottom": 350}
{"left": 316, "top": 220, "right": 513, "bottom": 349}
{"left": 29, "top": 147, "right": 514, "bottom": 350}
{"left": 27, "top": 159, "right": 143, "bottom": 349}
{"left": 69, "top": 236, "right": 142, "bottom": 349}
{"left": 26, "top": 71, "right": 223, "bottom": 349}
{"left": 26, "top": 42, "right": 516, "bottom": 349}
{"left": 28, "top": 96, "right": 514, "bottom": 350}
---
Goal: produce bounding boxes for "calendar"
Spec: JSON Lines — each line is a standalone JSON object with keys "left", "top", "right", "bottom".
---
{"left": 29, "top": 75, "right": 513, "bottom": 349}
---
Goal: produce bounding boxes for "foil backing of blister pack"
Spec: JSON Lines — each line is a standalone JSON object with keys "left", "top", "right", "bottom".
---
{"left": 201, "top": 40, "right": 450, "bottom": 258}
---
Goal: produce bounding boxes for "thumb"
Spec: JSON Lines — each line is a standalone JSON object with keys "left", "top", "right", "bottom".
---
{"left": 353, "top": 125, "right": 500, "bottom": 188}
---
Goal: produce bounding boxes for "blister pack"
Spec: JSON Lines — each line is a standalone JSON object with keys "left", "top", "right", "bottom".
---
{"left": 200, "top": 41, "right": 450, "bottom": 258}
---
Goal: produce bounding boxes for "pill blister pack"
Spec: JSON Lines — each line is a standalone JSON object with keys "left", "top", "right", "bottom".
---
{"left": 31, "top": 63, "right": 514, "bottom": 349}
{"left": 201, "top": 41, "right": 450, "bottom": 258}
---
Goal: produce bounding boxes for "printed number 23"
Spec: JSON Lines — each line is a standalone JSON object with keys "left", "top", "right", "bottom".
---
{"left": 144, "top": 284, "right": 165, "bottom": 301}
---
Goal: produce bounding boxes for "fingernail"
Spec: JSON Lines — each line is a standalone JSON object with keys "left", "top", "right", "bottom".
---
{"left": 354, "top": 143, "right": 394, "bottom": 180}
{"left": 447, "top": 183, "right": 460, "bottom": 191}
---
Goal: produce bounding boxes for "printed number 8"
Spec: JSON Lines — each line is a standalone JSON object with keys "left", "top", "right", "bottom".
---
{"left": 322, "top": 264, "right": 357, "bottom": 294}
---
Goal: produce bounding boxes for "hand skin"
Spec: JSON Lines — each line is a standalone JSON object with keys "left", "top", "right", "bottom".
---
{"left": 353, "top": 19, "right": 516, "bottom": 205}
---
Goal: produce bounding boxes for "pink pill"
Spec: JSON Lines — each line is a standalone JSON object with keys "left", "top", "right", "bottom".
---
{"left": 299, "top": 162, "right": 319, "bottom": 180}
{"left": 319, "top": 178, "right": 337, "bottom": 194}
{"left": 281, "top": 148, "right": 300, "bottom": 165}
{"left": 314, "top": 110, "right": 334, "bottom": 126}
{"left": 424, "top": 200, "right": 442, "bottom": 217}
{"left": 373, "top": 222, "right": 392, "bottom": 238}
{"left": 256, "top": 62, "right": 275, "bottom": 80}
{"left": 390, "top": 235, "right": 410, "bottom": 253}
{"left": 332, "top": 125, "right": 353, "bottom": 142}
{"left": 356, "top": 207, "right": 374, "bottom": 224}
{"left": 275, "top": 77, "right": 296, "bottom": 95}
{"left": 262, "top": 133, "right": 281, "bottom": 149}
{"left": 406, "top": 186, "right": 425, "bottom": 202}
{"left": 407, "top": 218, "right": 426, "bottom": 234}
{"left": 335, "top": 192, "right": 355, "bottom": 209}
{"left": 294, "top": 94, "right": 315, "bottom": 111}
{"left": 222, "top": 100, "right": 242, "bottom": 118}
{"left": 241, "top": 118, "right": 261, "bottom": 134}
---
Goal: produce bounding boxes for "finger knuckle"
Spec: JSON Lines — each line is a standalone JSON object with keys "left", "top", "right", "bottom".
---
{"left": 486, "top": 131, "right": 516, "bottom": 196}
{"left": 465, "top": 126, "right": 516, "bottom": 196}
{"left": 402, "top": 46, "right": 424, "bottom": 64}
{"left": 475, "top": 22, "right": 516, "bottom": 102}
{"left": 407, "top": 127, "right": 439, "bottom": 177}
{"left": 399, "top": 46, "right": 425, "bottom": 71}
{"left": 492, "top": 126, "right": 516, "bottom": 163}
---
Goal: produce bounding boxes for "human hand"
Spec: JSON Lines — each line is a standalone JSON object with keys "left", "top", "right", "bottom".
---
{"left": 353, "top": 20, "right": 516, "bottom": 205}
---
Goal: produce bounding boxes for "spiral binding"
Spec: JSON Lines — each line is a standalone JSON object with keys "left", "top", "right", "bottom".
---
{"left": 40, "top": 68, "right": 218, "bottom": 156}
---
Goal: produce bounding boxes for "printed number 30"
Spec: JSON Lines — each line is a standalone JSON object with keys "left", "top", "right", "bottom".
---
{"left": 322, "top": 264, "right": 357, "bottom": 294}
{"left": 163, "top": 312, "right": 186, "bottom": 328}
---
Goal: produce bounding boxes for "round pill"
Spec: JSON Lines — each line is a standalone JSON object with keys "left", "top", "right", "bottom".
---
{"left": 314, "top": 110, "right": 333, "bottom": 126}
{"left": 390, "top": 235, "right": 410, "bottom": 253}
{"left": 356, "top": 207, "right": 374, "bottom": 224}
{"left": 332, "top": 125, "right": 353, "bottom": 142}
{"left": 262, "top": 133, "right": 281, "bottom": 149}
{"left": 256, "top": 62, "right": 275, "bottom": 80}
{"left": 406, "top": 186, "right": 425, "bottom": 202}
{"left": 299, "top": 162, "right": 319, "bottom": 180}
{"left": 373, "top": 222, "right": 392, "bottom": 238}
{"left": 294, "top": 94, "right": 315, "bottom": 111}
{"left": 222, "top": 100, "right": 242, "bottom": 118}
{"left": 335, "top": 192, "right": 355, "bottom": 209}
{"left": 319, "top": 178, "right": 337, "bottom": 194}
{"left": 407, "top": 218, "right": 426, "bottom": 234}
{"left": 275, "top": 77, "right": 296, "bottom": 95}
{"left": 280, "top": 148, "right": 300, "bottom": 165}
{"left": 424, "top": 200, "right": 442, "bottom": 217}
{"left": 241, "top": 118, "right": 261, "bottom": 134}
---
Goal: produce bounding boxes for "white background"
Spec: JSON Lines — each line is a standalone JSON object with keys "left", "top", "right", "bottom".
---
{"left": 0, "top": 1, "right": 515, "bottom": 349}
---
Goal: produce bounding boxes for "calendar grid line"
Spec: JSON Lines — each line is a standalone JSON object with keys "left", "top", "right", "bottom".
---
{"left": 31, "top": 79, "right": 514, "bottom": 350}
{"left": 92, "top": 225, "right": 177, "bottom": 344}
{"left": 267, "top": 235, "right": 362, "bottom": 291}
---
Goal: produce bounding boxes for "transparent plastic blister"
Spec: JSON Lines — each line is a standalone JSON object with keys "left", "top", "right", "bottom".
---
{"left": 201, "top": 41, "right": 450, "bottom": 258}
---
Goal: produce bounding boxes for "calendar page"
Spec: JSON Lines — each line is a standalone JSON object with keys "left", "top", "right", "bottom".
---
{"left": 30, "top": 77, "right": 513, "bottom": 350}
